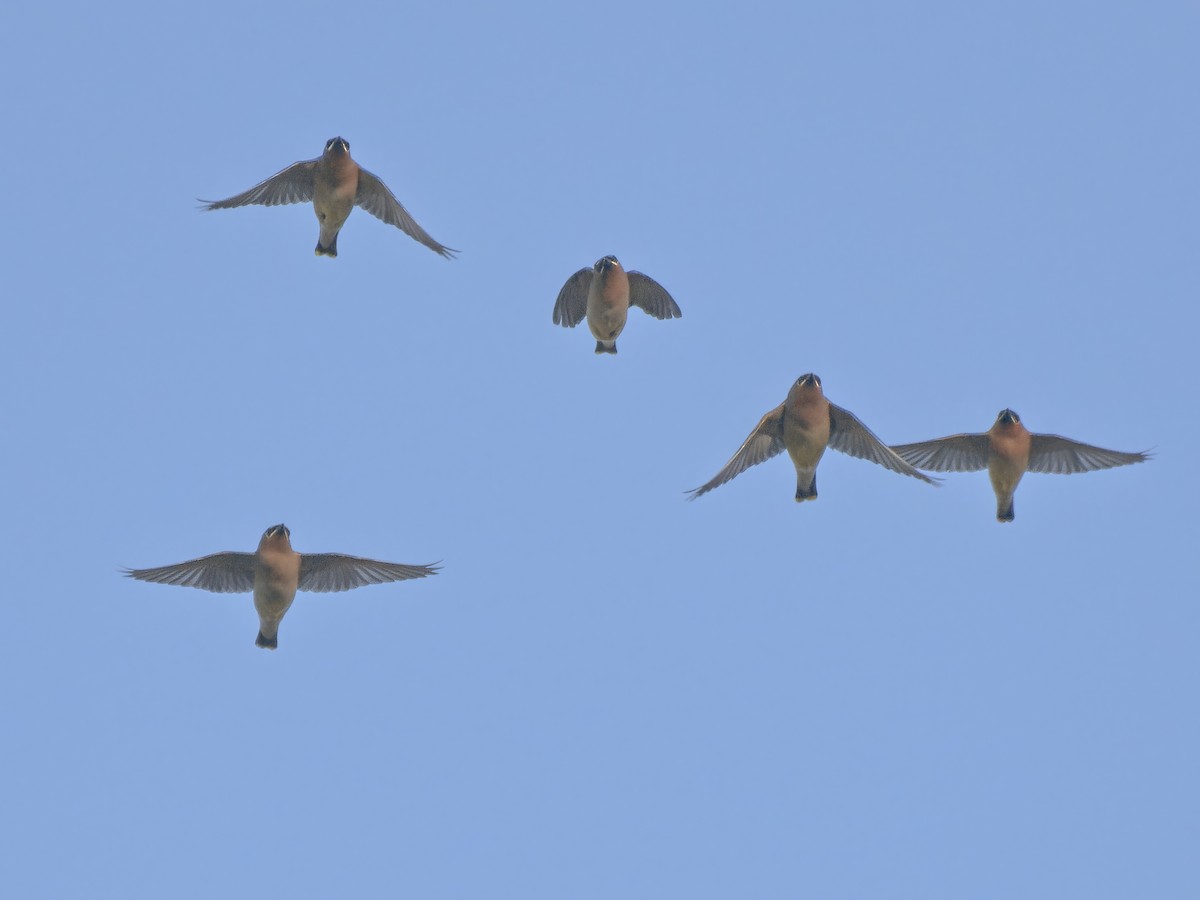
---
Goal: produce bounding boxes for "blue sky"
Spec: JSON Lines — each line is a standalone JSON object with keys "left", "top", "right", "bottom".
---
{"left": 2, "top": 2, "right": 1196, "bottom": 897}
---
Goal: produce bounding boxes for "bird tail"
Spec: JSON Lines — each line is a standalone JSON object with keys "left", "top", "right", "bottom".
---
{"left": 996, "top": 497, "right": 1015, "bottom": 522}
{"left": 255, "top": 630, "right": 279, "bottom": 650}
{"left": 594, "top": 341, "right": 618, "bottom": 355}
{"left": 314, "top": 233, "right": 339, "bottom": 258}
{"left": 794, "top": 474, "right": 818, "bottom": 502}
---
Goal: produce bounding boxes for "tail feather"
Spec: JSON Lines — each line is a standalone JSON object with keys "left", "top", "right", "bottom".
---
{"left": 315, "top": 232, "right": 339, "bottom": 258}
{"left": 996, "top": 491, "right": 1015, "bottom": 522}
{"left": 255, "top": 630, "right": 278, "bottom": 650}
{"left": 594, "top": 341, "right": 618, "bottom": 355}
{"left": 795, "top": 473, "right": 818, "bottom": 502}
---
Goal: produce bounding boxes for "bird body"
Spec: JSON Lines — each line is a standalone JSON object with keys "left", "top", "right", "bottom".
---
{"left": 587, "top": 259, "right": 631, "bottom": 353}
{"left": 553, "top": 256, "right": 681, "bottom": 354}
{"left": 124, "top": 524, "right": 438, "bottom": 649}
{"left": 781, "top": 375, "right": 832, "bottom": 500}
{"left": 688, "top": 374, "right": 938, "bottom": 502}
{"left": 311, "top": 144, "right": 360, "bottom": 257}
{"left": 890, "top": 409, "right": 1150, "bottom": 521}
{"left": 987, "top": 412, "right": 1032, "bottom": 521}
{"left": 201, "top": 137, "right": 455, "bottom": 259}
{"left": 252, "top": 526, "right": 303, "bottom": 649}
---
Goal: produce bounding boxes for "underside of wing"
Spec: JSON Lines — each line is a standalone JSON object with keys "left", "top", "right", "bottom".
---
{"left": 828, "top": 404, "right": 940, "bottom": 484}
{"left": 298, "top": 554, "right": 440, "bottom": 593}
{"left": 628, "top": 272, "right": 682, "bottom": 320}
{"left": 201, "top": 160, "right": 319, "bottom": 209}
{"left": 889, "top": 433, "right": 991, "bottom": 473}
{"left": 355, "top": 168, "right": 456, "bottom": 257}
{"left": 687, "top": 405, "right": 787, "bottom": 499}
{"left": 123, "top": 552, "right": 257, "bottom": 593}
{"left": 552, "top": 268, "right": 593, "bottom": 327}
{"left": 1028, "top": 434, "right": 1151, "bottom": 474}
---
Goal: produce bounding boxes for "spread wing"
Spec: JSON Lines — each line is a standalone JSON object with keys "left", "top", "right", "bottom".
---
{"left": 1028, "top": 434, "right": 1150, "bottom": 474}
{"left": 889, "top": 433, "right": 991, "bottom": 472}
{"left": 355, "top": 168, "right": 457, "bottom": 258}
{"left": 552, "top": 267, "right": 593, "bottom": 327}
{"left": 123, "top": 552, "right": 257, "bottom": 593}
{"left": 627, "top": 271, "right": 682, "bottom": 320}
{"left": 200, "top": 159, "right": 319, "bottom": 209}
{"left": 687, "top": 404, "right": 787, "bottom": 499}
{"left": 828, "top": 404, "right": 939, "bottom": 484}
{"left": 298, "top": 554, "right": 440, "bottom": 593}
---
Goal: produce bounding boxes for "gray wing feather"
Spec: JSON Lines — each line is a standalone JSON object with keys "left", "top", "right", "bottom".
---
{"left": 828, "top": 404, "right": 940, "bottom": 484}
{"left": 123, "top": 552, "right": 257, "bottom": 593}
{"left": 200, "top": 160, "right": 319, "bottom": 209}
{"left": 354, "top": 168, "right": 457, "bottom": 258}
{"left": 1028, "top": 434, "right": 1150, "bottom": 474}
{"left": 889, "top": 433, "right": 992, "bottom": 472}
{"left": 627, "top": 272, "right": 682, "bottom": 320}
{"left": 552, "top": 268, "right": 593, "bottom": 327}
{"left": 687, "top": 405, "right": 787, "bottom": 499}
{"left": 298, "top": 554, "right": 440, "bottom": 593}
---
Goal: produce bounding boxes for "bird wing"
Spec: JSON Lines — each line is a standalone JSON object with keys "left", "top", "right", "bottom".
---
{"left": 627, "top": 272, "right": 682, "bottom": 320}
{"left": 298, "top": 554, "right": 440, "bottom": 593}
{"left": 200, "top": 159, "right": 319, "bottom": 209}
{"left": 828, "top": 404, "right": 940, "bottom": 484}
{"left": 354, "top": 168, "right": 457, "bottom": 257}
{"left": 1027, "top": 434, "right": 1150, "bottom": 474}
{"left": 123, "top": 552, "right": 257, "bottom": 593}
{"left": 889, "top": 433, "right": 991, "bottom": 472}
{"left": 687, "top": 404, "right": 787, "bottom": 499}
{"left": 552, "top": 268, "right": 594, "bottom": 327}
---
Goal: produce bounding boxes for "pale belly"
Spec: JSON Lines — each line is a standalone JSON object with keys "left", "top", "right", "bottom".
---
{"left": 586, "top": 295, "right": 628, "bottom": 341}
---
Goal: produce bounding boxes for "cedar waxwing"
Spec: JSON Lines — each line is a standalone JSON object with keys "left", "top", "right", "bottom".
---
{"left": 124, "top": 524, "right": 438, "bottom": 649}
{"left": 688, "top": 373, "right": 939, "bottom": 501}
{"left": 890, "top": 408, "right": 1150, "bottom": 521}
{"left": 201, "top": 137, "right": 456, "bottom": 259}
{"left": 552, "top": 255, "right": 681, "bottom": 354}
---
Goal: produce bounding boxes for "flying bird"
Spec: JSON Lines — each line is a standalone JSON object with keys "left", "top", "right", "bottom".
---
{"left": 688, "top": 373, "right": 939, "bottom": 502}
{"left": 200, "top": 137, "right": 456, "bottom": 259}
{"left": 123, "top": 524, "right": 439, "bottom": 649}
{"left": 552, "top": 255, "right": 681, "bottom": 354}
{"left": 890, "top": 408, "right": 1150, "bottom": 521}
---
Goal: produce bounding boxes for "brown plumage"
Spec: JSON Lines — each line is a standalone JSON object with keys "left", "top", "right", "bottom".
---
{"left": 688, "top": 374, "right": 939, "bottom": 502}
{"left": 124, "top": 524, "right": 438, "bottom": 649}
{"left": 890, "top": 408, "right": 1150, "bottom": 521}
{"left": 201, "top": 137, "right": 456, "bottom": 259}
{"left": 553, "top": 255, "right": 681, "bottom": 354}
